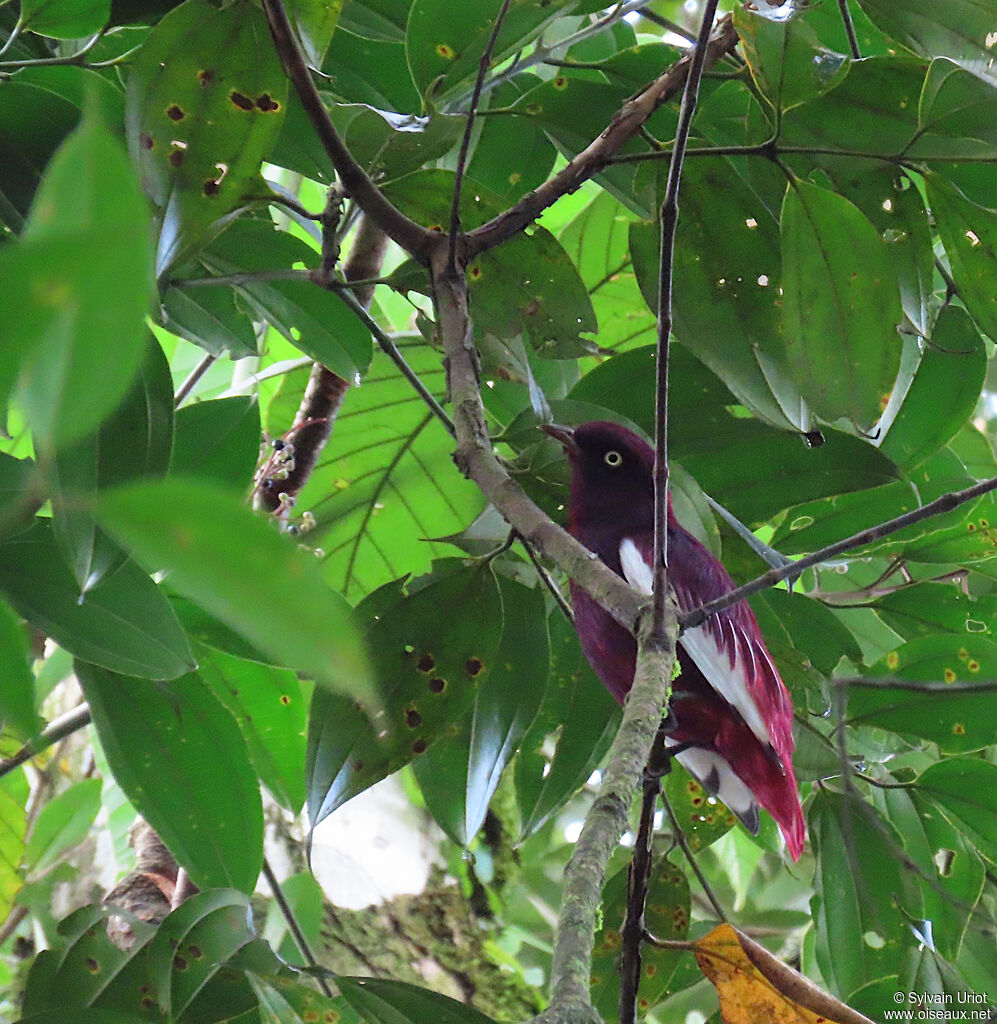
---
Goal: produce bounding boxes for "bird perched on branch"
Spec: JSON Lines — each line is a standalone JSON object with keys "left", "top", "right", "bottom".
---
{"left": 543, "top": 420, "right": 805, "bottom": 860}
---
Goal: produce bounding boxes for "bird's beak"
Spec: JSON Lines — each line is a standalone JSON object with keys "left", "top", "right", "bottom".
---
{"left": 540, "top": 423, "right": 579, "bottom": 455}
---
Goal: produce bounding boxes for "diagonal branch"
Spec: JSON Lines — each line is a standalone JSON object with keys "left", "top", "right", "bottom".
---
{"left": 464, "top": 14, "right": 739, "bottom": 258}
{"left": 260, "top": 0, "right": 436, "bottom": 262}
{"left": 680, "top": 473, "right": 997, "bottom": 630}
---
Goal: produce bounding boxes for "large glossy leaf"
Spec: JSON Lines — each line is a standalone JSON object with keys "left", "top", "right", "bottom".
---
{"left": 95, "top": 478, "right": 372, "bottom": 701}
{"left": 321, "top": 26, "right": 420, "bottom": 110}
{"left": 927, "top": 172, "right": 997, "bottom": 343}
{"left": 197, "top": 219, "right": 373, "bottom": 377}
{"left": 856, "top": 0, "right": 997, "bottom": 67}
{"left": 338, "top": 976, "right": 498, "bottom": 1024}
{"left": 781, "top": 179, "right": 903, "bottom": 431}
{"left": 919, "top": 58, "right": 997, "bottom": 147}
{"left": 1, "top": 104, "right": 152, "bottom": 449}
{"left": 125, "top": 0, "right": 288, "bottom": 274}
{"left": 405, "top": 0, "right": 574, "bottom": 104}
{"left": 294, "top": 338, "right": 482, "bottom": 599}
{"left": 171, "top": 395, "right": 261, "bottom": 490}
{"left": 854, "top": 638, "right": 997, "bottom": 752}
{"left": 515, "top": 613, "right": 620, "bottom": 839}
{"left": 197, "top": 646, "right": 307, "bottom": 811}
{"left": 880, "top": 306, "right": 985, "bottom": 469}
{"left": 20, "top": 0, "right": 109, "bottom": 38}
{"left": 630, "top": 159, "right": 806, "bottom": 431}
{"left": 0, "top": 518, "right": 194, "bottom": 680}
{"left": 413, "top": 577, "right": 548, "bottom": 845}
{"left": 810, "top": 789, "right": 912, "bottom": 1000}
{"left": 735, "top": 5, "right": 848, "bottom": 113}
{"left": 916, "top": 758, "right": 997, "bottom": 863}
{"left": 873, "top": 583, "right": 997, "bottom": 641}
{"left": 306, "top": 563, "right": 503, "bottom": 825}
{"left": 79, "top": 662, "right": 264, "bottom": 892}
{"left": 49, "top": 338, "right": 174, "bottom": 595}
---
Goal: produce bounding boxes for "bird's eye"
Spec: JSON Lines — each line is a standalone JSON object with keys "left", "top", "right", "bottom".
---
{"left": 604, "top": 450, "right": 623, "bottom": 467}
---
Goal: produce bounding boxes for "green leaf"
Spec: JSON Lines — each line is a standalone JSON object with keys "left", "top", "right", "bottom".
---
{"left": 79, "top": 662, "right": 264, "bottom": 891}
{"left": 24, "top": 778, "right": 102, "bottom": 877}
{"left": 160, "top": 279, "right": 258, "bottom": 358}
{"left": 286, "top": 0, "right": 343, "bottom": 67}
{"left": 171, "top": 396, "right": 261, "bottom": 490}
{"left": 856, "top": 0, "right": 997, "bottom": 65}
{"left": 293, "top": 338, "right": 482, "bottom": 599}
{"left": 198, "top": 646, "right": 307, "bottom": 811}
{"left": 515, "top": 613, "right": 619, "bottom": 839}
{"left": 307, "top": 563, "right": 502, "bottom": 824}
{"left": 0, "top": 599, "right": 41, "bottom": 740}
{"left": 630, "top": 159, "right": 805, "bottom": 431}
{"left": 1, "top": 104, "right": 153, "bottom": 449}
{"left": 125, "top": 0, "right": 288, "bottom": 274}
{"left": 0, "top": 519, "right": 195, "bottom": 680}
{"left": 20, "top": 0, "right": 109, "bottom": 37}
{"left": 199, "top": 220, "right": 372, "bottom": 378}
{"left": 405, "top": 0, "right": 573, "bottom": 104}
{"left": 927, "top": 172, "right": 997, "bottom": 342}
{"left": 50, "top": 338, "right": 174, "bottom": 594}
{"left": 810, "top": 789, "right": 911, "bottom": 999}
{"left": 590, "top": 856, "right": 690, "bottom": 1020}
{"left": 916, "top": 758, "right": 997, "bottom": 862}
{"left": 735, "top": 5, "right": 848, "bottom": 113}
{"left": 662, "top": 768, "right": 736, "bottom": 853}
{"left": 781, "top": 179, "right": 903, "bottom": 431}
{"left": 338, "top": 976, "right": 498, "bottom": 1024}
{"left": 856, "top": 640, "right": 997, "bottom": 753}
{"left": 873, "top": 583, "right": 997, "bottom": 641}
{"left": 880, "top": 306, "right": 985, "bottom": 469}
{"left": 413, "top": 577, "right": 548, "bottom": 845}
{"left": 0, "top": 452, "right": 41, "bottom": 536}
{"left": 321, "top": 27, "right": 420, "bottom": 110}
{"left": 95, "top": 478, "right": 372, "bottom": 701}
{"left": 0, "top": 771, "right": 27, "bottom": 937}
{"left": 919, "top": 58, "right": 997, "bottom": 147}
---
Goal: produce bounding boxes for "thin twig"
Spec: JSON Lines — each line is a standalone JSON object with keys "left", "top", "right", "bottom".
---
{"left": 262, "top": 858, "right": 334, "bottom": 997}
{"left": 170, "top": 269, "right": 311, "bottom": 289}
{"left": 174, "top": 353, "right": 217, "bottom": 407}
{"left": 652, "top": 0, "right": 719, "bottom": 639}
{"left": 837, "top": 0, "right": 862, "bottom": 59}
{"left": 0, "top": 29, "right": 103, "bottom": 67}
{"left": 0, "top": 704, "right": 92, "bottom": 779}
{"left": 679, "top": 473, "right": 997, "bottom": 631}
{"left": 661, "top": 792, "right": 727, "bottom": 922}
{"left": 449, "top": 0, "right": 512, "bottom": 274}
{"left": 515, "top": 530, "right": 574, "bottom": 624}
{"left": 260, "top": 0, "right": 435, "bottom": 261}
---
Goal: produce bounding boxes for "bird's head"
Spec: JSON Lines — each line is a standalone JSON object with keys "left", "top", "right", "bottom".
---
{"left": 542, "top": 420, "right": 672, "bottom": 528}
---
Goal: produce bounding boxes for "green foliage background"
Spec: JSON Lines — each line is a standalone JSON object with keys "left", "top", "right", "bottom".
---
{"left": 1, "top": 0, "right": 996, "bottom": 1022}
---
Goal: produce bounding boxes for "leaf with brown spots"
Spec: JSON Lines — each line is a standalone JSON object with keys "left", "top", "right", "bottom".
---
{"left": 306, "top": 561, "right": 502, "bottom": 827}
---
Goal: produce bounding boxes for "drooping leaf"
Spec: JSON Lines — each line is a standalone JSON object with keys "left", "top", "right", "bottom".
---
{"left": 286, "top": 0, "right": 343, "bottom": 67}
{"left": 20, "top": 0, "right": 109, "bottom": 38}
{"left": 0, "top": 598, "right": 41, "bottom": 740}
{"left": 170, "top": 395, "right": 261, "bottom": 490}
{"left": 809, "top": 789, "right": 912, "bottom": 1000}
{"left": 781, "top": 179, "right": 903, "bottom": 431}
{"left": 197, "top": 646, "right": 307, "bottom": 811}
{"left": 125, "top": 0, "right": 288, "bottom": 274}
{"left": 306, "top": 563, "right": 503, "bottom": 825}
{"left": 78, "top": 662, "right": 264, "bottom": 892}
{"left": 515, "top": 612, "right": 620, "bottom": 839}
{"left": 0, "top": 518, "right": 195, "bottom": 680}
{"left": 0, "top": 771, "right": 27, "bottom": 930}
{"left": 338, "top": 976, "right": 498, "bottom": 1024}
{"left": 160, "top": 278, "right": 258, "bottom": 358}
{"left": 916, "top": 758, "right": 997, "bottom": 863}
{"left": 24, "top": 778, "right": 102, "bottom": 877}
{"left": 95, "top": 478, "right": 371, "bottom": 700}
{"left": 1, "top": 103, "right": 153, "bottom": 449}
{"left": 49, "top": 337, "right": 174, "bottom": 594}
{"left": 413, "top": 577, "right": 548, "bottom": 845}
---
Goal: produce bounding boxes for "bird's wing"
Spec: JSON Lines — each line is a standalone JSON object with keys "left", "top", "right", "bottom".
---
{"left": 619, "top": 535, "right": 786, "bottom": 756}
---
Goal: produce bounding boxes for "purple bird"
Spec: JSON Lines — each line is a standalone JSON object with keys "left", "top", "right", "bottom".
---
{"left": 544, "top": 420, "right": 805, "bottom": 860}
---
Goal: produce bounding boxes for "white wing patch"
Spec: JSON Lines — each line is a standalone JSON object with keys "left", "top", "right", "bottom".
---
{"left": 679, "top": 624, "right": 773, "bottom": 749}
{"left": 668, "top": 741, "right": 760, "bottom": 834}
{"left": 620, "top": 537, "right": 654, "bottom": 595}
{"left": 620, "top": 537, "right": 773, "bottom": 751}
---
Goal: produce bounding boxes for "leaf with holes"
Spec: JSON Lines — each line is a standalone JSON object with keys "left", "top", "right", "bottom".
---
{"left": 306, "top": 562, "right": 502, "bottom": 826}
{"left": 662, "top": 768, "right": 736, "bottom": 853}
{"left": 294, "top": 337, "right": 482, "bottom": 599}
{"left": 125, "top": 0, "right": 288, "bottom": 274}
{"left": 413, "top": 577, "right": 548, "bottom": 845}
{"left": 781, "top": 179, "right": 903, "bottom": 431}
{"left": 916, "top": 758, "right": 997, "bottom": 864}
{"left": 590, "top": 855, "right": 690, "bottom": 1020}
